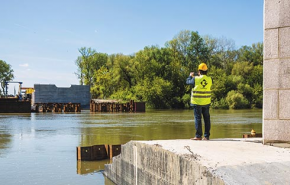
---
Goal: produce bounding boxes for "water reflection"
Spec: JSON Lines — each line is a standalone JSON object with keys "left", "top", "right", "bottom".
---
{"left": 77, "top": 160, "right": 110, "bottom": 175}
{"left": 0, "top": 117, "right": 12, "bottom": 155}
{"left": 0, "top": 132, "right": 11, "bottom": 152}
{"left": 0, "top": 109, "right": 262, "bottom": 185}
{"left": 79, "top": 109, "right": 262, "bottom": 147}
{"left": 76, "top": 160, "right": 116, "bottom": 184}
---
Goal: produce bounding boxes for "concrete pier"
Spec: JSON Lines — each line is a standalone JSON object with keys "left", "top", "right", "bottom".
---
{"left": 104, "top": 139, "right": 290, "bottom": 185}
{"left": 263, "top": 0, "right": 290, "bottom": 143}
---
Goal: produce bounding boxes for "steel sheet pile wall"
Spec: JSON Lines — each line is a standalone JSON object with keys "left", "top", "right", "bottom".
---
{"left": 34, "top": 103, "right": 81, "bottom": 113}
{"left": 0, "top": 98, "right": 31, "bottom": 113}
{"left": 76, "top": 145, "right": 121, "bottom": 161}
{"left": 90, "top": 100, "right": 145, "bottom": 112}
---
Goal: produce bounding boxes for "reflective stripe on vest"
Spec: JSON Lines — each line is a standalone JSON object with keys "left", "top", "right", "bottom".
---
{"left": 191, "top": 75, "right": 212, "bottom": 105}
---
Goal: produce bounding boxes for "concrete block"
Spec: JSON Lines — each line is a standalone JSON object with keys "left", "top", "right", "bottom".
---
{"left": 279, "top": 27, "right": 290, "bottom": 58}
{"left": 264, "top": 59, "right": 290, "bottom": 89}
{"left": 279, "top": 59, "right": 290, "bottom": 89}
{"left": 264, "top": 0, "right": 280, "bottom": 29}
{"left": 264, "top": 29, "right": 279, "bottom": 59}
{"left": 279, "top": 90, "right": 290, "bottom": 119}
{"left": 265, "top": 0, "right": 290, "bottom": 28}
{"left": 263, "top": 90, "right": 278, "bottom": 120}
{"left": 263, "top": 59, "right": 279, "bottom": 89}
{"left": 264, "top": 120, "right": 290, "bottom": 141}
{"left": 33, "top": 84, "right": 91, "bottom": 108}
{"left": 279, "top": 0, "right": 290, "bottom": 27}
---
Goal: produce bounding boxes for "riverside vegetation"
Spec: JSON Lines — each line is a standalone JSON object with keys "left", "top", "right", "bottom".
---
{"left": 75, "top": 30, "right": 263, "bottom": 109}
{"left": 0, "top": 30, "right": 262, "bottom": 109}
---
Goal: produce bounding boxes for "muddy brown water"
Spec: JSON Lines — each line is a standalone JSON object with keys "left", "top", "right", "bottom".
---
{"left": 0, "top": 109, "right": 262, "bottom": 185}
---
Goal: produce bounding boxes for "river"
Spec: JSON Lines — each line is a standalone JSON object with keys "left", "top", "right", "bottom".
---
{"left": 0, "top": 109, "right": 262, "bottom": 185}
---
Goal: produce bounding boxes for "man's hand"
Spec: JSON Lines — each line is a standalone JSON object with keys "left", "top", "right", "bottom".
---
{"left": 190, "top": 72, "right": 194, "bottom": 77}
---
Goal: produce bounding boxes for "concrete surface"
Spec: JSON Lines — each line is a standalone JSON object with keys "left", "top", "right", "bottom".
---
{"left": 104, "top": 139, "right": 290, "bottom": 185}
{"left": 33, "top": 84, "right": 91, "bottom": 109}
{"left": 264, "top": 0, "right": 290, "bottom": 143}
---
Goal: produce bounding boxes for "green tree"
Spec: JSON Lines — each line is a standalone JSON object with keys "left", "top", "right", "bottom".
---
{"left": 134, "top": 77, "right": 173, "bottom": 108}
{"left": 252, "top": 83, "right": 263, "bottom": 108}
{"left": 111, "top": 54, "right": 135, "bottom": 89}
{"left": 105, "top": 54, "right": 136, "bottom": 99}
{"left": 76, "top": 47, "right": 108, "bottom": 86}
{"left": 231, "top": 61, "right": 253, "bottom": 77}
{"left": 91, "top": 66, "right": 113, "bottom": 99}
{"left": 0, "top": 60, "right": 14, "bottom": 95}
{"left": 75, "top": 56, "right": 84, "bottom": 85}
{"left": 77, "top": 47, "right": 96, "bottom": 86}
{"left": 74, "top": 30, "right": 263, "bottom": 110}
{"left": 166, "top": 30, "right": 210, "bottom": 74}
{"left": 237, "top": 42, "right": 263, "bottom": 65}
{"left": 209, "top": 67, "right": 228, "bottom": 103}
{"left": 248, "top": 65, "right": 263, "bottom": 87}
{"left": 204, "top": 35, "right": 237, "bottom": 74}
{"left": 187, "top": 31, "right": 210, "bottom": 70}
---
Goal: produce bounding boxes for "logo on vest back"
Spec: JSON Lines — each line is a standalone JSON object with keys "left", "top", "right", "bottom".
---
{"left": 200, "top": 79, "right": 208, "bottom": 88}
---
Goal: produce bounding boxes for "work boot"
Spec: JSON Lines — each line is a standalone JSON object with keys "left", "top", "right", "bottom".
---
{"left": 191, "top": 137, "right": 202, "bottom": 140}
{"left": 202, "top": 137, "right": 209, "bottom": 140}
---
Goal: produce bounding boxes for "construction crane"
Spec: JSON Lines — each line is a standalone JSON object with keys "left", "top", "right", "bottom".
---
{"left": 3, "top": 81, "right": 23, "bottom": 99}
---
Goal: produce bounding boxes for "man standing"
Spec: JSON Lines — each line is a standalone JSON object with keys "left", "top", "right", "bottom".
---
{"left": 186, "top": 63, "right": 213, "bottom": 140}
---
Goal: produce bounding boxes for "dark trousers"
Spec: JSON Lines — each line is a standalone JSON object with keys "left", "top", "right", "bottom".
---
{"left": 193, "top": 104, "right": 211, "bottom": 138}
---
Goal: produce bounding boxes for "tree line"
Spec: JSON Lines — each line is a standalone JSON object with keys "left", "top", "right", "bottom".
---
{"left": 75, "top": 30, "right": 263, "bottom": 109}
{"left": 0, "top": 30, "right": 263, "bottom": 109}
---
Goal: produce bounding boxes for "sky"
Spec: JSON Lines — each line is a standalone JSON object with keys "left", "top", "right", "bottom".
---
{"left": 0, "top": 0, "right": 263, "bottom": 93}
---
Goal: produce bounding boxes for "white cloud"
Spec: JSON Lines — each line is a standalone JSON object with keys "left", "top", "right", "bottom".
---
{"left": 19, "top": 63, "right": 29, "bottom": 67}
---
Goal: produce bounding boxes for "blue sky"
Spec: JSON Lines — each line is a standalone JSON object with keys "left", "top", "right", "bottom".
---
{"left": 0, "top": 0, "right": 263, "bottom": 93}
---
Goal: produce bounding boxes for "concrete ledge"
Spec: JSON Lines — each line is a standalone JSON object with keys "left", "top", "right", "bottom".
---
{"left": 104, "top": 139, "right": 290, "bottom": 185}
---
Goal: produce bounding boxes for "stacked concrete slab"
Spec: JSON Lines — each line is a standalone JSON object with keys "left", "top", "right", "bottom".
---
{"left": 264, "top": 0, "right": 290, "bottom": 142}
{"left": 33, "top": 84, "right": 91, "bottom": 109}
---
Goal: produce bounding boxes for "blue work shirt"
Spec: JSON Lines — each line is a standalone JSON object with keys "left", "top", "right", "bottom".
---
{"left": 186, "top": 76, "right": 195, "bottom": 86}
{"left": 186, "top": 75, "right": 213, "bottom": 86}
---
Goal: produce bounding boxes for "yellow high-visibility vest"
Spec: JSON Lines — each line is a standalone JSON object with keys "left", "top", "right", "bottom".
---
{"left": 191, "top": 75, "right": 212, "bottom": 105}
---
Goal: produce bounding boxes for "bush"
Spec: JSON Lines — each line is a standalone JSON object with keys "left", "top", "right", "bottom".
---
{"left": 211, "top": 98, "right": 229, "bottom": 109}
{"left": 182, "top": 94, "right": 191, "bottom": 109}
{"left": 226, "top": 90, "right": 250, "bottom": 109}
{"left": 133, "top": 77, "right": 173, "bottom": 109}
{"left": 252, "top": 83, "right": 263, "bottom": 108}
